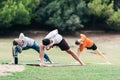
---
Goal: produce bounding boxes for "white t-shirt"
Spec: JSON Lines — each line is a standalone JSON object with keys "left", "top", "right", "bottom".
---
{"left": 19, "top": 33, "right": 34, "bottom": 47}
{"left": 44, "top": 29, "right": 62, "bottom": 49}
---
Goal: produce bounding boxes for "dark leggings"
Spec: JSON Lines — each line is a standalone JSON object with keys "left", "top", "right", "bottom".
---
{"left": 44, "top": 54, "right": 50, "bottom": 61}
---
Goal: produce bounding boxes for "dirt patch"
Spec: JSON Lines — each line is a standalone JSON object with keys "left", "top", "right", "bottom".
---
{"left": 0, "top": 64, "right": 24, "bottom": 76}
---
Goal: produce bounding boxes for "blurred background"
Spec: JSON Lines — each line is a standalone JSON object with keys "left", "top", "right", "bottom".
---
{"left": 0, "top": 0, "right": 120, "bottom": 36}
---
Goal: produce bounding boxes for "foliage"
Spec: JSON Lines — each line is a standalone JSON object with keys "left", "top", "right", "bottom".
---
{"left": 1, "top": 0, "right": 120, "bottom": 31}
{"left": 0, "top": 0, "right": 40, "bottom": 28}
{"left": 0, "top": 1, "right": 16, "bottom": 27}
{"left": 25, "top": 0, "right": 120, "bottom": 31}
{"left": 35, "top": 0, "right": 85, "bottom": 31}
{"left": 13, "top": 1, "right": 30, "bottom": 25}
{"left": 114, "top": 0, "right": 120, "bottom": 10}
{"left": 87, "top": 0, "right": 114, "bottom": 27}
{"left": 106, "top": 9, "right": 120, "bottom": 27}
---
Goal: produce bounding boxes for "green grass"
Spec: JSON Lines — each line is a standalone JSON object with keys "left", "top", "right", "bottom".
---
{"left": 1, "top": 65, "right": 120, "bottom": 80}
{"left": 0, "top": 35, "right": 120, "bottom": 80}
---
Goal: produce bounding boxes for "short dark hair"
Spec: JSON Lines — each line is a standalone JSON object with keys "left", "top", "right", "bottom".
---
{"left": 13, "top": 40, "right": 18, "bottom": 45}
{"left": 75, "top": 40, "right": 80, "bottom": 45}
{"left": 42, "top": 39, "right": 50, "bottom": 46}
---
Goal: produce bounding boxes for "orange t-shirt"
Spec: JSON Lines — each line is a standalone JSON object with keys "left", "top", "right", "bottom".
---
{"left": 79, "top": 34, "right": 94, "bottom": 52}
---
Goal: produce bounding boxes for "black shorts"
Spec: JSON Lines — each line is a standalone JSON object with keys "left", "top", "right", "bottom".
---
{"left": 54, "top": 39, "right": 70, "bottom": 51}
{"left": 87, "top": 43, "right": 97, "bottom": 50}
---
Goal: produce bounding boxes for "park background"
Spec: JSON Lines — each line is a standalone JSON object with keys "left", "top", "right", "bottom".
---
{"left": 0, "top": 0, "right": 120, "bottom": 80}
{"left": 0, "top": 0, "right": 120, "bottom": 34}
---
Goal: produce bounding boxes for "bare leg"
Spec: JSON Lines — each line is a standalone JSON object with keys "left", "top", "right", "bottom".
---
{"left": 94, "top": 49, "right": 111, "bottom": 64}
{"left": 77, "top": 48, "right": 81, "bottom": 57}
{"left": 66, "top": 49, "right": 84, "bottom": 65}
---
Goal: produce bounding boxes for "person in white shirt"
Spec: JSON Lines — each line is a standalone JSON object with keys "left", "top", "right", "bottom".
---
{"left": 11, "top": 33, "right": 52, "bottom": 64}
{"left": 39, "top": 29, "right": 84, "bottom": 66}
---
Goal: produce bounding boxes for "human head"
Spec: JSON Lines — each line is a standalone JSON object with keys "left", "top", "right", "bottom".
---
{"left": 13, "top": 39, "right": 18, "bottom": 45}
{"left": 13, "top": 39, "right": 24, "bottom": 46}
{"left": 42, "top": 39, "right": 50, "bottom": 46}
{"left": 75, "top": 39, "right": 83, "bottom": 45}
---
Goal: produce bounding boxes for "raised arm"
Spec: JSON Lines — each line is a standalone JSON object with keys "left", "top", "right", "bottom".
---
{"left": 10, "top": 46, "right": 15, "bottom": 64}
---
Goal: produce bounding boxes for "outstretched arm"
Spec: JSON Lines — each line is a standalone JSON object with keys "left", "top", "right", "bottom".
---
{"left": 39, "top": 45, "right": 45, "bottom": 66}
{"left": 10, "top": 46, "right": 15, "bottom": 64}
{"left": 12, "top": 46, "right": 14, "bottom": 57}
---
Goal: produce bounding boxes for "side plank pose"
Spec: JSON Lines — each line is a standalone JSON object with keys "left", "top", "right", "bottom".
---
{"left": 39, "top": 29, "right": 85, "bottom": 66}
{"left": 75, "top": 34, "right": 111, "bottom": 64}
{"left": 11, "top": 33, "right": 52, "bottom": 64}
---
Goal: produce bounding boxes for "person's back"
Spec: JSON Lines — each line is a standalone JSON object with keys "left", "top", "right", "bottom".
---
{"left": 79, "top": 34, "right": 94, "bottom": 51}
{"left": 19, "top": 33, "right": 34, "bottom": 47}
{"left": 45, "top": 29, "right": 62, "bottom": 44}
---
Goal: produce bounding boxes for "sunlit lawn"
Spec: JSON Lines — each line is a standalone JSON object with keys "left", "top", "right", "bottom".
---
{"left": 0, "top": 34, "right": 120, "bottom": 80}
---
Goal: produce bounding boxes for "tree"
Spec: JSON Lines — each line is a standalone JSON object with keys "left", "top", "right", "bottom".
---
{"left": 0, "top": 0, "right": 40, "bottom": 29}
{"left": 0, "top": 1, "right": 16, "bottom": 28}
{"left": 106, "top": 9, "right": 120, "bottom": 29}
{"left": 12, "top": 1, "right": 30, "bottom": 25}
{"left": 35, "top": 0, "right": 86, "bottom": 31}
{"left": 114, "top": 0, "right": 120, "bottom": 10}
{"left": 87, "top": 0, "right": 114, "bottom": 28}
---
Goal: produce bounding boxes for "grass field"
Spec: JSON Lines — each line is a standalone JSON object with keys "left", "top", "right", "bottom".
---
{"left": 0, "top": 33, "right": 120, "bottom": 80}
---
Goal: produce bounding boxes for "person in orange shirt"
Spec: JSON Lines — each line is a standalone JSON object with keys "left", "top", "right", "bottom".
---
{"left": 75, "top": 34, "right": 111, "bottom": 64}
